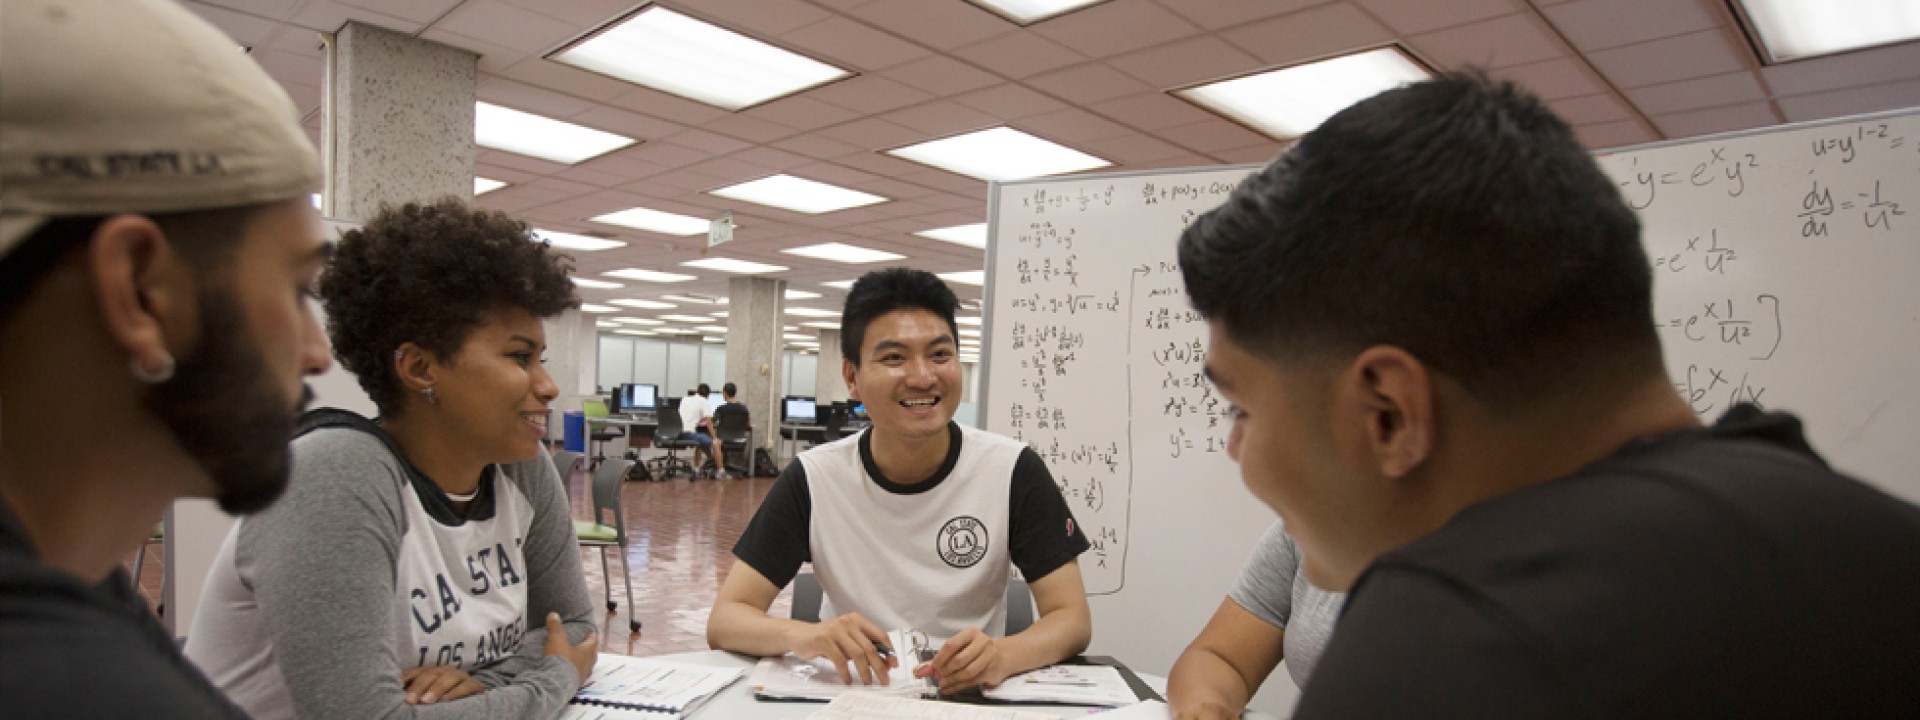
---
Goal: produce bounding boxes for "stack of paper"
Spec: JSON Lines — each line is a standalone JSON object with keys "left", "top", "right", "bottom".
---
{"left": 748, "top": 630, "right": 936, "bottom": 701}
{"left": 980, "top": 665, "right": 1139, "bottom": 706}
{"left": 561, "top": 654, "right": 743, "bottom": 719}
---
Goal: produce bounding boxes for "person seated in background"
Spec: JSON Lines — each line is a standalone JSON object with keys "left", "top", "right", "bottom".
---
{"left": 712, "top": 381, "right": 751, "bottom": 479}
{"left": 708, "top": 268, "right": 1093, "bottom": 694}
{"left": 678, "top": 384, "right": 719, "bottom": 478}
{"left": 1176, "top": 70, "right": 1920, "bottom": 718}
{"left": 0, "top": 1, "right": 334, "bottom": 716}
{"left": 183, "top": 199, "right": 599, "bottom": 719}
{"left": 1167, "top": 523, "right": 1343, "bottom": 717}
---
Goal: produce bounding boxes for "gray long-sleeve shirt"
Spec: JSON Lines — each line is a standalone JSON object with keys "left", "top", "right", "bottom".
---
{"left": 184, "top": 410, "right": 594, "bottom": 719}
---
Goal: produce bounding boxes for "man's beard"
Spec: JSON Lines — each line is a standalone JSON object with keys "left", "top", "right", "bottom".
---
{"left": 143, "top": 291, "right": 312, "bottom": 514}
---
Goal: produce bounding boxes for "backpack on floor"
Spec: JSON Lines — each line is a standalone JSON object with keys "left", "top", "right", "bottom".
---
{"left": 753, "top": 448, "right": 778, "bottom": 477}
{"left": 624, "top": 456, "right": 654, "bottom": 482}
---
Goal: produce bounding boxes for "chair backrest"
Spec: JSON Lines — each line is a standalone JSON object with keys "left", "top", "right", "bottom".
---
{"left": 552, "top": 450, "right": 583, "bottom": 485}
{"left": 821, "top": 405, "right": 846, "bottom": 440}
{"left": 590, "top": 458, "right": 633, "bottom": 544}
{"left": 715, "top": 404, "right": 751, "bottom": 442}
{"left": 788, "top": 571, "right": 1036, "bottom": 635}
{"left": 654, "top": 409, "right": 686, "bottom": 440}
{"left": 583, "top": 400, "right": 610, "bottom": 418}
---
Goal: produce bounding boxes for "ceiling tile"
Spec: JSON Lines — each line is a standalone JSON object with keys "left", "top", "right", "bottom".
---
{"left": 1015, "top": 108, "right": 1136, "bottom": 143}
{"left": 1155, "top": 118, "right": 1272, "bottom": 152}
{"left": 673, "top": 0, "right": 833, "bottom": 36}
{"left": 951, "top": 83, "right": 1070, "bottom": 119}
{"left": 882, "top": 100, "right": 1003, "bottom": 136}
{"left": 552, "top": 165, "right": 631, "bottom": 186}
{"left": 474, "top": 148, "right": 567, "bottom": 175}
{"left": 647, "top": 169, "right": 730, "bottom": 192}
{"left": 789, "top": 161, "right": 881, "bottom": 187}
{"left": 779, "top": 16, "right": 930, "bottom": 71}
{"left": 1490, "top": 57, "right": 1608, "bottom": 100}
{"left": 1548, "top": 93, "right": 1636, "bottom": 125}
{"left": 436, "top": 0, "right": 579, "bottom": 55}
{"left": 834, "top": 151, "right": 942, "bottom": 179}
{"left": 1621, "top": 71, "right": 1765, "bottom": 116}
{"left": 477, "top": 77, "right": 598, "bottom": 117}
{"left": 262, "top": 24, "right": 329, "bottom": 57}
{"left": 496, "top": 0, "right": 635, "bottom": 27}
{"left": 1026, "top": 63, "right": 1154, "bottom": 105}
{"left": 903, "top": 169, "right": 991, "bottom": 194}
{"left": 1151, "top": 0, "right": 1327, "bottom": 31}
{"left": 1089, "top": 92, "right": 1220, "bottom": 131}
{"left": 497, "top": 59, "right": 636, "bottom": 102}
{"left": 567, "top": 106, "right": 687, "bottom": 140}
{"left": 417, "top": 28, "right": 525, "bottom": 73}
{"left": 1029, "top": 0, "right": 1202, "bottom": 59}
{"left": 745, "top": 95, "right": 863, "bottom": 130}
{"left": 663, "top": 129, "right": 754, "bottom": 155}
{"left": 184, "top": 1, "right": 286, "bottom": 45}
{"left": 1760, "top": 41, "right": 1920, "bottom": 97}
{"left": 1077, "top": 133, "right": 1193, "bottom": 164}
{"left": 1352, "top": 0, "right": 1518, "bottom": 35}
{"left": 528, "top": 176, "right": 601, "bottom": 196}
{"left": 849, "top": 0, "right": 1016, "bottom": 51}
{"left": 1649, "top": 101, "right": 1780, "bottom": 138}
{"left": 852, "top": 177, "right": 946, "bottom": 200}
{"left": 770, "top": 133, "right": 866, "bottom": 159}
{"left": 289, "top": 0, "right": 424, "bottom": 33}
{"left": 809, "top": 74, "right": 938, "bottom": 115}
{"left": 474, "top": 162, "right": 543, "bottom": 184}
{"left": 251, "top": 48, "right": 324, "bottom": 88}
{"left": 624, "top": 142, "right": 713, "bottom": 169}
{"left": 1209, "top": 144, "right": 1285, "bottom": 164}
{"left": 604, "top": 86, "right": 731, "bottom": 125}
{"left": 881, "top": 55, "right": 1003, "bottom": 96}
{"left": 1538, "top": 0, "right": 1721, "bottom": 53}
{"left": 1775, "top": 78, "right": 1920, "bottom": 123}
{"left": 198, "top": 0, "right": 303, "bottom": 21}
{"left": 702, "top": 114, "right": 800, "bottom": 144}
{"left": 1584, "top": 29, "right": 1750, "bottom": 89}
{"left": 951, "top": 31, "right": 1089, "bottom": 79}
{"left": 683, "top": 157, "right": 777, "bottom": 184}
{"left": 1220, "top": 3, "right": 1393, "bottom": 66}
{"left": 916, "top": 193, "right": 987, "bottom": 211}
{"left": 1107, "top": 36, "right": 1264, "bottom": 89}
{"left": 815, "top": 118, "right": 930, "bottom": 150}
{"left": 1410, "top": 13, "right": 1564, "bottom": 70}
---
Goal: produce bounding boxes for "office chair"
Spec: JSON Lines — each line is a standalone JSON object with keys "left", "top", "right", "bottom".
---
{"left": 819, "top": 404, "right": 848, "bottom": 443}
{"left": 130, "top": 522, "right": 168, "bottom": 616}
{"left": 713, "top": 404, "right": 752, "bottom": 478}
{"left": 551, "top": 450, "right": 583, "bottom": 494}
{"left": 582, "top": 400, "right": 623, "bottom": 469}
{"left": 649, "top": 408, "right": 697, "bottom": 480}
{"left": 789, "top": 571, "right": 1036, "bottom": 635}
{"left": 574, "top": 458, "right": 641, "bottom": 633}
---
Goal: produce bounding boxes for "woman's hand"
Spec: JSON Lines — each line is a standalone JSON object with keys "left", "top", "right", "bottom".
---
{"left": 400, "top": 665, "right": 485, "bottom": 704}
{"left": 542, "top": 612, "right": 599, "bottom": 683}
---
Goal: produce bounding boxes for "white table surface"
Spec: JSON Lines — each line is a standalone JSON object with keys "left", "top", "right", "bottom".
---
{"left": 633, "top": 649, "right": 1280, "bottom": 720}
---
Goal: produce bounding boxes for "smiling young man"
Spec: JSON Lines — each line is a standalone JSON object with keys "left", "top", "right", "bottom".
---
{"left": 709, "top": 268, "right": 1092, "bottom": 694}
{"left": 0, "top": 0, "right": 334, "bottom": 716}
{"left": 1175, "top": 71, "right": 1920, "bottom": 718}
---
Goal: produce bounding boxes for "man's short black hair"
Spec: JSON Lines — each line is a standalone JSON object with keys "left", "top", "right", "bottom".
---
{"left": 840, "top": 267, "right": 960, "bottom": 366}
{"left": 723, "top": 382, "right": 737, "bottom": 398}
{"left": 319, "top": 198, "right": 578, "bottom": 415}
{"left": 1179, "top": 71, "right": 1659, "bottom": 408}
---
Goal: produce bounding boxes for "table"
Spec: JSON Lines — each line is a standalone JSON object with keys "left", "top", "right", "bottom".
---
{"left": 629, "top": 649, "right": 1280, "bottom": 719}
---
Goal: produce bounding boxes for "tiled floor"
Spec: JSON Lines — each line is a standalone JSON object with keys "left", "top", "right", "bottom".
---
{"left": 132, "top": 461, "right": 789, "bottom": 659}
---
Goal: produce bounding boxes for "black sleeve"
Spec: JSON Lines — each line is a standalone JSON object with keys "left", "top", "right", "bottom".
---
{"left": 1294, "top": 565, "right": 1581, "bottom": 720}
{"left": 730, "top": 458, "right": 812, "bottom": 588}
{"left": 1007, "top": 447, "right": 1091, "bottom": 582}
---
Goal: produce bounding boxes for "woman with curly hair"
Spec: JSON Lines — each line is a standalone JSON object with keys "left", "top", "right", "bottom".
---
{"left": 185, "top": 199, "right": 600, "bottom": 719}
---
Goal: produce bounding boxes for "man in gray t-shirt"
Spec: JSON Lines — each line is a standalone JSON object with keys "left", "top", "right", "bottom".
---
{"left": 1167, "top": 522, "right": 1346, "bottom": 717}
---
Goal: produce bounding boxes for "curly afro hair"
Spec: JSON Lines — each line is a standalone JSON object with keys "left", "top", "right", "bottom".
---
{"left": 319, "top": 197, "right": 579, "bottom": 415}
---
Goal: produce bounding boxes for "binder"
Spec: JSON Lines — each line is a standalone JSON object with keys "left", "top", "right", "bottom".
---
{"left": 564, "top": 655, "right": 743, "bottom": 718}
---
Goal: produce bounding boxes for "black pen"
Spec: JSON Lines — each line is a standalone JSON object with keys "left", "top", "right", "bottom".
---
{"left": 873, "top": 641, "right": 895, "bottom": 661}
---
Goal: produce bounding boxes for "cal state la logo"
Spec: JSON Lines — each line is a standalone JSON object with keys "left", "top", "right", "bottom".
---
{"left": 937, "top": 516, "right": 988, "bottom": 568}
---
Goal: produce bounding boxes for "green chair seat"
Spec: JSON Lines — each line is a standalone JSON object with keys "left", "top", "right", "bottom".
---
{"left": 575, "top": 520, "right": 618, "bottom": 542}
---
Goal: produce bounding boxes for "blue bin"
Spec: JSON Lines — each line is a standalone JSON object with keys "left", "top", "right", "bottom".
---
{"left": 563, "top": 411, "right": 585, "bottom": 453}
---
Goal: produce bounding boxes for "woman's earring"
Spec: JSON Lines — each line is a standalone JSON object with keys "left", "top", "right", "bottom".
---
{"left": 421, "top": 387, "right": 438, "bottom": 405}
{"left": 130, "top": 352, "right": 176, "bottom": 384}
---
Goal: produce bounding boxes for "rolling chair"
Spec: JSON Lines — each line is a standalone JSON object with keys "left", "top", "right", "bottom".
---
{"left": 713, "top": 404, "right": 752, "bottom": 477}
{"left": 574, "top": 458, "right": 641, "bottom": 633}
{"left": 649, "top": 406, "right": 697, "bottom": 480}
{"left": 582, "top": 400, "right": 623, "bottom": 469}
{"left": 790, "top": 572, "right": 1035, "bottom": 635}
{"left": 818, "top": 404, "right": 849, "bottom": 444}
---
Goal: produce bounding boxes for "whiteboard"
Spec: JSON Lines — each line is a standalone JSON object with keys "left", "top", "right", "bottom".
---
{"left": 979, "top": 104, "right": 1920, "bottom": 713}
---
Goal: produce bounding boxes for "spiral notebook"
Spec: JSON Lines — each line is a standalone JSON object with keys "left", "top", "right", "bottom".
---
{"left": 562, "top": 654, "right": 743, "bottom": 719}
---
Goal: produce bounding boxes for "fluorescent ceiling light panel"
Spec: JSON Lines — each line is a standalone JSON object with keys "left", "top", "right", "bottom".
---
{"left": 579, "top": 303, "right": 619, "bottom": 313}
{"left": 614, "top": 329, "right": 655, "bottom": 336}
{"left": 694, "top": 325, "right": 729, "bottom": 333}
{"left": 1176, "top": 47, "right": 1430, "bottom": 140}
{"left": 784, "top": 326, "right": 799, "bottom": 331}
{"left": 604, "top": 268, "right": 697, "bottom": 283}
{"left": 781, "top": 290, "right": 821, "bottom": 302}
{"left": 612, "top": 317, "right": 665, "bottom": 325}
{"left": 1736, "top": 0, "right": 1920, "bottom": 62}
{"left": 915, "top": 223, "right": 988, "bottom": 249}
{"left": 681, "top": 257, "right": 788, "bottom": 274}
{"left": 785, "top": 307, "right": 840, "bottom": 318}
{"left": 534, "top": 229, "right": 626, "bottom": 251}
{"left": 591, "top": 207, "right": 710, "bottom": 236}
{"left": 709, "top": 175, "right": 887, "bottom": 214}
{"left": 550, "top": 6, "right": 850, "bottom": 111}
{"left": 784, "top": 333, "right": 813, "bottom": 340}
{"left": 888, "top": 127, "right": 1110, "bottom": 182}
{"left": 711, "top": 310, "right": 731, "bottom": 317}
{"left": 652, "top": 327, "right": 696, "bottom": 335}
{"left": 703, "top": 336, "right": 725, "bottom": 343}
{"left": 968, "top": 0, "right": 1108, "bottom": 23}
{"left": 822, "top": 280, "right": 857, "bottom": 290}
{"left": 310, "top": 193, "right": 322, "bottom": 209}
{"left": 660, "top": 314, "right": 716, "bottom": 323}
{"left": 661, "top": 294, "right": 717, "bottom": 304}
{"left": 571, "top": 277, "right": 624, "bottom": 289}
{"left": 609, "top": 298, "right": 675, "bottom": 309}
{"left": 781, "top": 242, "right": 905, "bottom": 264}
{"left": 595, "top": 321, "right": 619, "bottom": 328}
{"left": 957, "top": 316, "right": 982, "bottom": 326}
{"left": 801, "top": 321, "right": 841, "bottom": 330}
{"left": 938, "top": 270, "right": 986, "bottom": 286}
{"left": 474, "top": 102, "right": 635, "bottom": 164}
{"left": 959, "top": 328, "right": 982, "bottom": 338}
{"left": 474, "top": 177, "right": 507, "bottom": 195}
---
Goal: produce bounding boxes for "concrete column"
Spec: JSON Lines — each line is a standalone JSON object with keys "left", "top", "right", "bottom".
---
{"left": 542, "top": 309, "right": 598, "bottom": 441}
{"left": 323, "top": 21, "right": 476, "bottom": 222}
{"left": 814, "top": 329, "right": 849, "bottom": 403}
{"left": 726, "top": 277, "right": 785, "bottom": 448}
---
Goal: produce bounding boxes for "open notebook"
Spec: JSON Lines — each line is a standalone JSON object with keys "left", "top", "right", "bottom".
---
{"left": 559, "top": 654, "right": 744, "bottom": 719}
{"left": 749, "top": 629, "right": 937, "bottom": 701}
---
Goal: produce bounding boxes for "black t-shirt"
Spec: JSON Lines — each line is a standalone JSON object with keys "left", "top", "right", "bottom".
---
{"left": 1297, "top": 405, "right": 1920, "bottom": 718}
{"left": 733, "top": 421, "right": 1090, "bottom": 589}
{"left": 0, "top": 502, "right": 250, "bottom": 719}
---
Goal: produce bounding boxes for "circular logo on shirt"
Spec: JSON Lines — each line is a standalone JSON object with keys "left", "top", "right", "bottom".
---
{"left": 937, "top": 515, "right": 989, "bottom": 568}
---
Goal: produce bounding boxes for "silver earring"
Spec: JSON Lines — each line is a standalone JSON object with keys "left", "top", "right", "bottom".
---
{"left": 130, "top": 352, "right": 176, "bottom": 384}
{"left": 421, "top": 387, "right": 438, "bottom": 405}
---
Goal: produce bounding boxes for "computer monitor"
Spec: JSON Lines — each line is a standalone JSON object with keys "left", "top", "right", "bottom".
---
{"left": 783, "top": 397, "right": 817, "bottom": 424}
{"left": 850, "top": 401, "right": 868, "bottom": 422}
{"left": 623, "top": 383, "right": 658, "bottom": 411}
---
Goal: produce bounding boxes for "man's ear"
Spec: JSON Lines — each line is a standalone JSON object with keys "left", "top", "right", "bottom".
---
{"left": 392, "top": 342, "right": 438, "bottom": 393}
{"left": 1348, "top": 345, "right": 1434, "bottom": 478}
{"left": 842, "top": 358, "right": 859, "bottom": 401}
{"left": 88, "top": 214, "right": 189, "bottom": 376}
